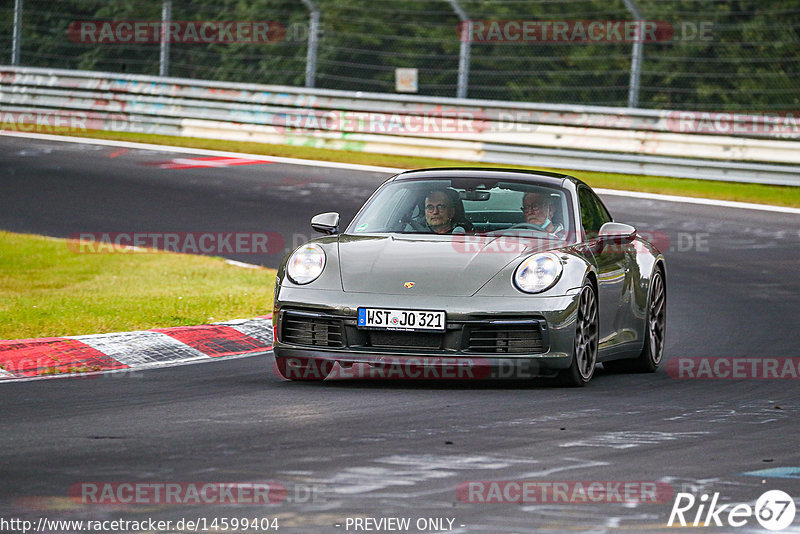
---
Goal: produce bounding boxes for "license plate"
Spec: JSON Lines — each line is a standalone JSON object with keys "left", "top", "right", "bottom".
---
{"left": 357, "top": 308, "right": 445, "bottom": 332}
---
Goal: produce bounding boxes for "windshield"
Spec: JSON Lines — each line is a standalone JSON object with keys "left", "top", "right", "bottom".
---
{"left": 347, "top": 178, "right": 573, "bottom": 240}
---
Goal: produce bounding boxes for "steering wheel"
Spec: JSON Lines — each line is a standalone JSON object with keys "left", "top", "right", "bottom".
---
{"left": 508, "top": 223, "right": 550, "bottom": 233}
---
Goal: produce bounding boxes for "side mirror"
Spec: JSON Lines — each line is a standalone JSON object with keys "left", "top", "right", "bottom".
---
{"left": 311, "top": 212, "right": 340, "bottom": 235}
{"left": 597, "top": 222, "right": 637, "bottom": 244}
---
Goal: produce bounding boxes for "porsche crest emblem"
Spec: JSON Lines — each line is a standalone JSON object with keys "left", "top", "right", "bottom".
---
{"left": 404, "top": 281, "right": 415, "bottom": 289}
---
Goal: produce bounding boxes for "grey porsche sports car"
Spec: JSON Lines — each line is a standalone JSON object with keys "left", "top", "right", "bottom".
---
{"left": 272, "top": 168, "right": 666, "bottom": 386}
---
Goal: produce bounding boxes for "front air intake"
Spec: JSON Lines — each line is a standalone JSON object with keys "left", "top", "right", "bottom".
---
{"left": 468, "top": 324, "right": 544, "bottom": 354}
{"left": 281, "top": 312, "right": 344, "bottom": 347}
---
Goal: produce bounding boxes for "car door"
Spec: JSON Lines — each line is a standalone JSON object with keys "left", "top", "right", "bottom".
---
{"left": 577, "top": 186, "right": 630, "bottom": 349}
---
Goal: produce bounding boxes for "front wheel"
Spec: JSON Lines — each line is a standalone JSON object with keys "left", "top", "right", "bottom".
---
{"left": 557, "top": 281, "right": 598, "bottom": 387}
{"left": 605, "top": 268, "right": 666, "bottom": 373}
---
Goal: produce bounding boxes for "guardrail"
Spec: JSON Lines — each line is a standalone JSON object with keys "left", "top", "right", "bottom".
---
{"left": 2, "top": 66, "right": 799, "bottom": 186}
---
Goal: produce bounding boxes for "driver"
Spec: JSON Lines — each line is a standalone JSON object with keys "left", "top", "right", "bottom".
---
{"left": 406, "top": 188, "right": 473, "bottom": 234}
{"left": 425, "top": 190, "right": 458, "bottom": 234}
{"left": 521, "top": 191, "right": 565, "bottom": 237}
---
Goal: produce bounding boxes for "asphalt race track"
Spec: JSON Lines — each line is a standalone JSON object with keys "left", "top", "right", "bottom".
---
{"left": 2, "top": 135, "right": 799, "bottom": 533}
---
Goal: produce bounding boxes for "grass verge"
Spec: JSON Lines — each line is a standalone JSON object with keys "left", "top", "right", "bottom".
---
{"left": 38, "top": 128, "right": 800, "bottom": 208}
{"left": 0, "top": 231, "right": 276, "bottom": 340}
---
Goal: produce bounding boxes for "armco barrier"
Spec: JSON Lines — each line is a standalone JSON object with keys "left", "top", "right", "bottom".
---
{"left": 2, "top": 66, "right": 800, "bottom": 185}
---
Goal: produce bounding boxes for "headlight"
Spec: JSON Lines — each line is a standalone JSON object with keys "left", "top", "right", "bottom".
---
{"left": 286, "top": 243, "right": 326, "bottom": 285}
{"left": 513, "top": 253, "right": 562, "bottom": 293}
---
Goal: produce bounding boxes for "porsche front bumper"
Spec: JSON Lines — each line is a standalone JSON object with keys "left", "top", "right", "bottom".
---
{"left": 273, "top": 286, "right": 581, "bottom": 380}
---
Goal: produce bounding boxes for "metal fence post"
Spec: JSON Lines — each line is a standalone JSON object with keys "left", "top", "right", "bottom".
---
{"left": 300, "top": 0, "right": 320, "bottom": 88}
{"left": 159, "top": 0, "right": 172, "bottom": 77}
{"left": 11, "top": 0, "right": 23, "bottom": 65}
{"left": 446, "top": 0, "right": 470, "bottom": 99}
{"left": 623, "top": 0, "right": 643, "bottom": 108}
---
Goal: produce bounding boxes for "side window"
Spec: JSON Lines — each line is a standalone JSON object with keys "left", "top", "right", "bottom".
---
{"left": 578, "top": 187, "right": 612, "bottom": 238}
{"left": 356, "top": 187, "right": 415, "bottom": 232}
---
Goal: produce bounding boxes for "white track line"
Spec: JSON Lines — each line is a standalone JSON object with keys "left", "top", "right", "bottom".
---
{"left": 225, "top": 259, "right": 264, "bottom": 269}
{"left": 3, "top": 131, "right": 798, "bottom": 215}
{"left": 0, "top": 131, "right": 402, "bottom": 173}
{"left": 594, "top": 188, "right": 800, "bottom": 215}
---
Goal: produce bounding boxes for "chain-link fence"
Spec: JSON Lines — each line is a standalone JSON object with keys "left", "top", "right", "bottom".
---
{"left": 1, "top": 0, "right": 798, "bottom": 110}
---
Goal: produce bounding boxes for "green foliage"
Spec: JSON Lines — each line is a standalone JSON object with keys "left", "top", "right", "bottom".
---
{"left": 0, "top": 230, "right": 276, "bottom": 340}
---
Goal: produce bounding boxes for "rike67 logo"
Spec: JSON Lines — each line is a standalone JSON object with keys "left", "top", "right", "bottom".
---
{"left": 668, "top": 490, "right": 796, "bottom": 530}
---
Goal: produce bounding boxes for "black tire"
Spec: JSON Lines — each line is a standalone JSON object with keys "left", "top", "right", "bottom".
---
{"left": 557, "top": 281, "right": 599, "bottom": 387}
{"left": 604, "top": 268, "right": 666, "bottom": 373}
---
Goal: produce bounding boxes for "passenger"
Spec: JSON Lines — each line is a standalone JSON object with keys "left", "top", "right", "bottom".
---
{"left": 521, "top": 191, "right": 565, "bottom": 237}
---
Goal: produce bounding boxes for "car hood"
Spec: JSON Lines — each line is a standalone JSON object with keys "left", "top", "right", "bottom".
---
{"left": 338, "top": 234, "right": 557, "bottom": 296}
